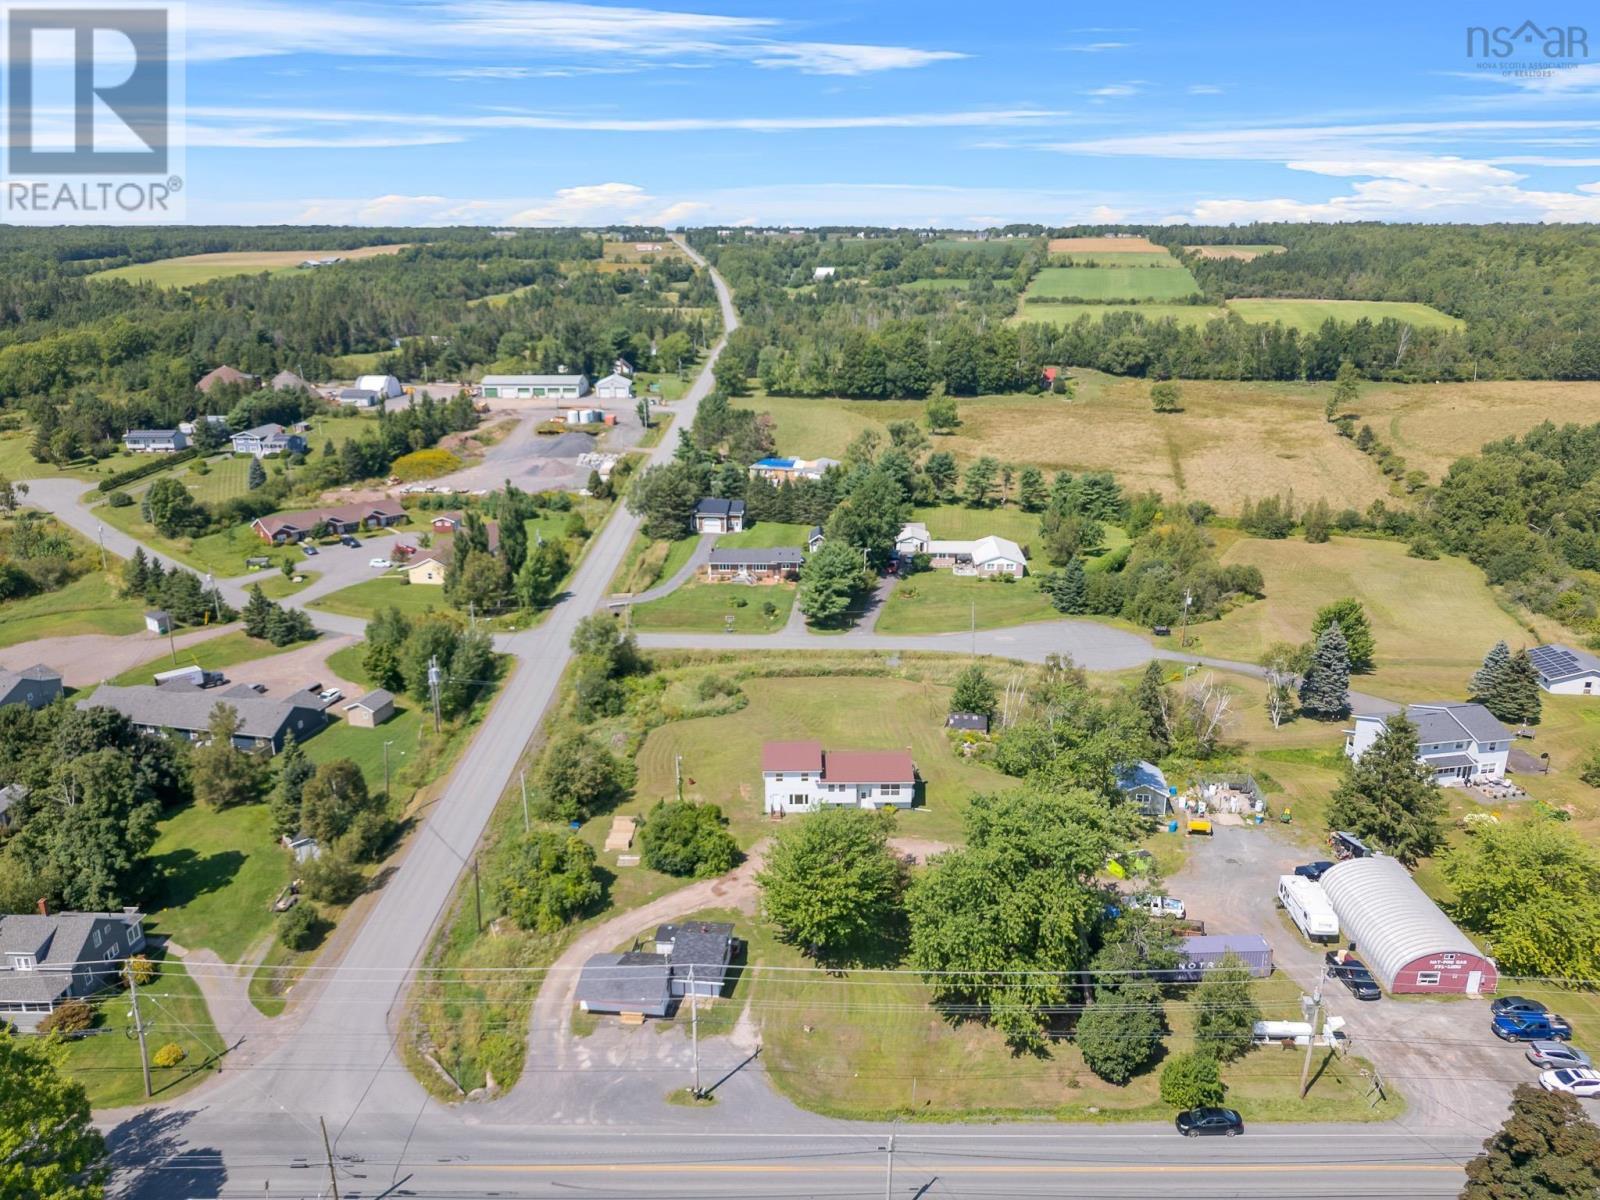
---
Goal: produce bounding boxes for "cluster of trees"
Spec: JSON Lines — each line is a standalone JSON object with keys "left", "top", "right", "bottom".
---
{"left": 119, "top": 548, "right": 236, "bottom": 627}
{"left": 1468, "top": 642, "right": 1541, "bottom": 726}
{"left": 241, "top": 584, "right": 316, "bottom": 646}
{"left": 0, "top": 493, "right": 88, "bottom": 601}
{"left": 361, "top": 607, "right": 496, "bottom": 721}
{"left": 441, "top": 489, "right": 582, "bottom": 617}
{"left": 638, "top": 800, "right": 740, "bottom": 878}
{"left": 1256, "top": 600, "right": 1375, "bottom": 726}
{"left": 491, "top": 831, "right": 603, "bottom": 933}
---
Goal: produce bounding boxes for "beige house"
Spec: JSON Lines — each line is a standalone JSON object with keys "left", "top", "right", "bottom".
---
{"left": 407, "top": 556, "right": 447, "bottom": 585}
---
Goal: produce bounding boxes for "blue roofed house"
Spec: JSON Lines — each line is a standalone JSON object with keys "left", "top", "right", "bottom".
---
{"left": 1118, "top": 760, "right": 1174, "bottom": 818}
{"left": 0, "top": 910, "right": 146, "bottom": 1032}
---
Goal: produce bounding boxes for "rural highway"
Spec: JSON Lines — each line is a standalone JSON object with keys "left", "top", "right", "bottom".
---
{"left": 18, "top": 242, "right": 1466, "bottom": 1196}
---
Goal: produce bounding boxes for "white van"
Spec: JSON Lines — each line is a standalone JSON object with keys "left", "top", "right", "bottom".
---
{"left": 1277, "top": 874, "right": 1340, "bottom": 942}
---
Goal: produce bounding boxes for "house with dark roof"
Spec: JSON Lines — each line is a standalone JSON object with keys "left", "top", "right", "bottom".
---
{"left": 0, "top": 910, "right": 145, "bottom": 1032}
{"left": 652, "top": 922, "right": 736, "bottom": 998}
{"left": 81, "top": 683, "right": 328, "bottom": 754}
{"left": 0, "top": 664, "right": 62, "bottom": 711}
{"left": 946, "top": 712, "right": 990, "bottom": 734}
{"left": 1345, "top": 702, "right": 1512, "bottom": 785}
{"left": 196, "top": 365, "right": 256, "bottom": 394}
{"left": 704, "top": 545, "right": 804, "bottom": 582}
{"left": 231, "top": 423, "right": 307, "bottom": 458}
{"left": 123, "top": 429, "right": 188, "bottom": 453}
{"left": 761, "top": 740, "right": 916, "bottom": 814}
{"left": 693, "top": 497, "right": 745, "bottom": 534}
{"left": 1117, "top": 759, "right": 1174, "bottom": 818}
{"left": 573, "top": 951, "right": 674, "bottom": 1017}
{"left": 1528, "top": 644, "right": 1600, "bottom": 696}
{"left": 271, "top": 369, "right": 317, "bottom": 393}
{"left": 251, "top": 500, "right": 407, "bottom": 544}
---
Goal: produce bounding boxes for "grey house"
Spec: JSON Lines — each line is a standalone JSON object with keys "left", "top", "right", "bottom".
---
{"left": 1117, "top": 759, "right": 1174, "bottom": 818}
{"left": 653, "top": 922, "right": 735, "bottom": 999}
{"left": 0, "top": 665, "right": 62, "bottom": 711}
{"left": 574, "top": 952, "right": 674, "bottom": 1017}
{"left": 0, "top": 911, "right": 146, "bottom": 1032}
{"left": 231, "top": 423, "right": 307, "bottom": 458}
{"left": 123, "top": 429, "right": 188, "bottom": 453}
{"left": 80, "top": 683, "right": 327, "bottom": 754}
{"left": 703, "top": 546, "right": 805, "bottom": 581}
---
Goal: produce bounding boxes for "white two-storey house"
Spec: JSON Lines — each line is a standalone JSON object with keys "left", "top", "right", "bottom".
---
{"left": 1344, "top": 701, "right": 1512, "bottom": 785}
{"left": 761, "top": 741, "right": 916, "bottom": 814}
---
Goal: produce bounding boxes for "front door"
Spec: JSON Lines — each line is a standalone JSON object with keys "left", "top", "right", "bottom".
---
{"left": 1466, "top": 970, "right": 1483, "bottom": 995}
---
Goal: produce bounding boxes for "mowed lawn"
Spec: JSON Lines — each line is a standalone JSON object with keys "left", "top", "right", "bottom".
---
{"left": 91, "top": 244, "right": 408, "bottom": 287}
{"left": 609, "top": 533, "right": 699, "bottom": 594}
{"left": 714, "top": 521, "right": 815, "bottom": 549}
{"left": 633, "top": 675, "right": 1013, "bottom": 846}
{"left": 147, "top": 802, "right": 291, "bottom": 961}
{"left": 0, "top": 569, "right": 144, "bottom": 648}
{"left": 1016, "top": 302, "right": 1228, "bottom": 329}
{"left": 1048, "top": 250, "right": 1181, "bottom": 266}
{"left": 309, "top": 575, "right": 452, "bottom": 620}
{"left": 104, "top": 630, "right": 300, "bottom": 687}
{"left": 877, "top": 572, "right": 1059, "bottom": 634}
{"left": 1025, "top": 265, "right": 1200, "bottom": 302}
{"left": 1194, "top": 535, "right": 1564, "bottom": 699}
{"left": 1224, "top": 298, "right": 1463, "bottom": 333}
{"left": 630, "top": 582, "right": 796, "bottom": 633}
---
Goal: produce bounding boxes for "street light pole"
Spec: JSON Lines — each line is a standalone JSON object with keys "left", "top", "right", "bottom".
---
{"left": 383, "top": 739, "right": 395, "bottom": 803}
{"left": 883, "top": 1116, "right": 902, "bottom": 1200}
{"left": 96, "top": 523, "right": 106, "bottom": 572}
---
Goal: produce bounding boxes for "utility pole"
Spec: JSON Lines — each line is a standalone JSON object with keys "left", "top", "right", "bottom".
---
{"left": 319, "top": 1116, "right": 340, "bottom": 1200}
{"left": 689, "top": 964, "right": 700, "bottom": 1098}
{"left": 1299, "top": 965, "right": 1326, "bottom": 1099}
{"left": 166, "top": 624, "right": 178, "bottom": 666}
{"left": 127, "top": 967, "right": 152, "bottom": 1099}
{"left": 675, "top": 754, "right": 683, "bottom": 803}
{"left": 206, "top": 573, "right": 223, "bottom": 624}
{"left": 383, "top": 739, "right": 395, "bottom": 803}
{"left": 427, "top": 655, "right": 442, "bottom": 733}
{"left": 883, "top": 1117, "right": 901, "bottom": 1200}
{"left": 520, "top": 768, "right": 530, "bottom": 833}
{"left": 472, "top": 855, "right": 482, "bottom": 933}
{"left": 970, "top": 600, "right": 976, "bottom": 658}
{"left": 96, "top": 523, "right": 107, "bottom": 572}
{"left": 1179, "top": 587, "right": 1194, "bottom": 648}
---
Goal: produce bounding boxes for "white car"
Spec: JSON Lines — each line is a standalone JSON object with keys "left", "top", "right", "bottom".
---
{"left": 318, "top": 688, "right": 343, "bottom": 704}
{"left": 1135, "top": 894, "right": 1186, "bottom": 920}
{"left": 368, "top": 558, "right": 393, "bottom": 569}
{"left": 1540, "top": 1068, "right": 1600, "bottom": 1098}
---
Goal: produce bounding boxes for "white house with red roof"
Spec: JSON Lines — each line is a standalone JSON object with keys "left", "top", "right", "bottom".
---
{"left": 760, "top": 740, "right": 916, "bottom": 814}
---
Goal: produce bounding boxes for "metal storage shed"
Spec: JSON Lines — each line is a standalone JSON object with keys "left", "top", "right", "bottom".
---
{"left": 1319, "top": 856, "right": 1497, "bottom": 995}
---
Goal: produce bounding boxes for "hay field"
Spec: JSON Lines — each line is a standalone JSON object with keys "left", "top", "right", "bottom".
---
{"left": 1049, "top": 250, "right": 1181, "bottom": 266}
{"left": 600, "top": 240, "right": 688, "bottom": 263}
{"left": 1185, "top": 244, "right": 1287, "bottom": 260}
{"left": 93, "top": 244, "right": 408, "bottom": 287}
{"left": 1047, "top": 235, "right": 1166, "bottom": 254}
{"left": 1025, "top": 265, "right": 1201, "bottom": 302}
{"left": 1192, "top": 535, "right": 1563, "bottom": 699}
{"left": 1016, "top": 301, "right": 1227, "bottom": 328}
{"left": 1225, "top": 298, "right": 1463, "bottom": 333}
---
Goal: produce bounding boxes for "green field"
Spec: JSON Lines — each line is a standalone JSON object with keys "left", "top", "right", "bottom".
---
{"left": 309, "top": 575, "right": 450, "bottom": 620}
{"left": 630, "top": 582, "right": 796, "bottom": 634}
{"left": 92, "top": 245, "right": 408, "bottom": 288}
{"left": 172, "top": 455, "right": 258, "bottom": 505}
{"left": 104, "top": 630, "right": 301, "bottom": 687}
{"left": 1225, "top": 298, "right": 1463, "bottom": 333}
{"left": 60, "top": 955, "right": 222, "bottom": 1108}
{"left": 1048, "top": 250, "right": 1181, "bottom": 266}
{"left": 147, "top": 802, "right": 291, "bottom": 961}
{"left": 909, "top": 504, "right": 1039, "bottom": 547}
{"left": 899, "top": 277, "right": 972, "bottom": 291}
{"left": 1016, "top": 302, "right": 1228, "bottom": 328}
{"left": 94, "top": 500, "right": 273, "bottom": 577}
{"left": 0, "top": 568, "right": 144, "bottom": 648}
{"left": 1025, "top": 265, "right": 1201, "bottom": 302}
{"left": 712, "top": 521, "right": 814, "bottom": 549}
{"left": 877, "top": 571, "right": 1058, "bottom": 634}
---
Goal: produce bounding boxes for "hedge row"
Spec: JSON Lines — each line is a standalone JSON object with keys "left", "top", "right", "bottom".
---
{"left": 97, "top": 448, "right": 198, "bottom": 492}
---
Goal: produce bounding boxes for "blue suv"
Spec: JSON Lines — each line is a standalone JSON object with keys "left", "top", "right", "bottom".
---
{"left": 1493, "top": 1011, "right": 1573, "bottom": 1042}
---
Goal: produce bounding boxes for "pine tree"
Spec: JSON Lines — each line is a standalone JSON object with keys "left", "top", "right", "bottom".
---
{"left": 242, "top": 584, "right": 275, "bottom": 639}
{"left": 1470, "top": 641, "right": 1511, "bottom": 702}
{"left": 1500, "top": 649, "right": 1542, "bottom": 726}
{"left": 270, "top": 731, "right": 316, "bottom": 837}
{"left": 121, "top": 546, "right": 149, "bottom": 596}
{"left": 247, "top": 457, "right": 267, "bottom": 490}
{"left": 1327, "top": 713, "right": 1445, "bottom": 863}
{"left": 950, "top": 664, "right": 998, "bottom": 720}
{"left": 1298, "top": 622, "right": 1350, "bottom": 719}
{"left": 1134, "top": 661, "right": 1170, "bottom": 753}
{"left": 1039, "top": 558, "right": 1087, "bottom": 614}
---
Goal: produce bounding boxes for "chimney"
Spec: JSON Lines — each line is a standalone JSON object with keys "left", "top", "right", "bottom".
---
{"left": 36, "top": 897, "right": 47, "bottom": 916}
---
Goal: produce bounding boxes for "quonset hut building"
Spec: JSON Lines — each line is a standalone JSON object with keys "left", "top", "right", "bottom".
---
{"left": 1319, "top": 856, "right": 1498, "bottom": 995}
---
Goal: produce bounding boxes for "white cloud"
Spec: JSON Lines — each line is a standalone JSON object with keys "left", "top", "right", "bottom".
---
{"left": 1082, "top": 83, "right": 1142, "bottom": 97}
{"left": 1187, "top": 84, "right": 1223, "bottom": 95}
{"left": 507, "top": 182, "right": 656, "bottom": 224}
{"left": 184, "top": 0, "right": 961, "bottom": 76}
{"left": 1065, "top": 42, "right": 1130, "bottom": 52}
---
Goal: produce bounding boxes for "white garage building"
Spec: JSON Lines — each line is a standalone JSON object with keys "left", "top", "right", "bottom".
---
{"left": 1528, "top": 645, "right": 1600, "bottom": 696}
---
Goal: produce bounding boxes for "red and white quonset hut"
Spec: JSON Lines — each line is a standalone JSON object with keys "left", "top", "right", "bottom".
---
{"left": 1320, "top": 855, "right": 1497, "bottom": 995}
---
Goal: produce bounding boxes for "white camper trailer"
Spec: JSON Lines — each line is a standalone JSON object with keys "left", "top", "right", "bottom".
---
{"left": 1278, "top": 874, "right": 1340, "bottom": 943}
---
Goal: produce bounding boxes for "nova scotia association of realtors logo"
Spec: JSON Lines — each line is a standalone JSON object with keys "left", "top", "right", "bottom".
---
{"left": 1467, "top": 20, "right": 1589, "bottom": 76}
{"left": 1, "top": 3, "right": 185, "bottom": 220}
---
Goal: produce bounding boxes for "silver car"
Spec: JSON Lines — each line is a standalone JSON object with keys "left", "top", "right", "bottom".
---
{"left": 1526, "top": 1040, "right": 1592, "bottom": 1070}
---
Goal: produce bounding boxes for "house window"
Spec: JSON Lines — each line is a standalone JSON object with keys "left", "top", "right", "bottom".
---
{"left": 883, "top": 784, "right": 901, "bottom": 796}
{"left": 1415, "top": 971, "right": 1441, "bottom": 986}
{"left": 93, "top": 929, "right": 102, "bottom": 949}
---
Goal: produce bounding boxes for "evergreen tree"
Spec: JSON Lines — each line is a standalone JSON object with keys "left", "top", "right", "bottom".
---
{"left": 1470, "top": 641, "right": 1511, "bottom": 702}
{"left": 1134, "top": 661, "right": 1170, "bottom": 754}
{"left": 1311, "top": 598, "right": 1374, "bottom": 672}
{"left": 242, "top": 584, "right": 275, "bottom": 639}
{"left": 1326, "top": 713, "right": 1445, "bottom": 863}
{"left": 950, "top": 664, "right": 998, "bottom": 720}
{"left": 270, "top": 731, "right": 315, "bottom": 838}
{"left": 120, "top": 546, "right": 149, "bottom": 596}
{"left": 1298, "top": 621, "right": 1350, "bottom": 719}
{"left": 247, "top": 457, "right": 267, "bottom": 490}
{"left": 1494, "top": 649, "right": 1543, "bottom": 726}
{"left": 961, "top": 456, "right": 999, "bottom": 508}
{"left": 1462, "top": 1083, "right": 1600, "bottom": 1200}
{"left": 499, "top": 508, "right": 528, "bottom": 576}
{"left": 797, "top": 541, "right": 866, "bottom": 627}
{"left": 1017, "top": 466, "right": 1048, "bottom": 512}
{"left": 1038, "top": 558, "right": 1087, "bottom": 614}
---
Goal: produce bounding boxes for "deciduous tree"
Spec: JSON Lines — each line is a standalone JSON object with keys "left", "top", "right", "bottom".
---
{"left": 492, "top": 832, "right": 602, "bottom": 933}
{"left": 797, "top": 541, "right": 867, "bottom": 627}
{"left": 532, "top": 733, "right": 632, "bottom": 823}
{"left": 758, "top": 807, "right": 905, "bottom": 964}
{"left": 950, "top": 664, "right": 998, "bottom": 720}
{"left": 0, "top": 1029, "right": 106, "bottom": 1200}
{"left": 191, "top": 705, "right": 263, "bottom": 809}
{"left": 638, "top": 800, "right": 739, "bottom": 878}
{"left": 1312, "top": 598, "right": 1374, "bottom": 672}
{"left": 1193, "top": 953, "right": 1260, "bottom": 1062}
{"left": 1462, "top": 1083, "right": 1600, "bottom": 1200}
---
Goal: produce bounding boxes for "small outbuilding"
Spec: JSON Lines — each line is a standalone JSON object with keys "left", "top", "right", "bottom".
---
{"left": 342, "top": 689, "right": 395, "bottom": 728}
{"left": 946, "top": 712, "right": 990, "bottom": 733}
{"left": 1528, "top": 644, "right": 1600, "bottom": 696}
{"left": 574, "top": 951, "right": 673, "bottom": 1017}
{"left": 1116, "top": 759, "right": 1174, "bottom": 819}
{"left": 144, "top": 610, "right": 172, "bottom": 635}
{"left": 1319, "top": 855, "right": 1498, "bottom": 995}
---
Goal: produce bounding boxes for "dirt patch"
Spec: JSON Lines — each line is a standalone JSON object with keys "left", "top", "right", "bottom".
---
{"left": 1185, "top": 245, "right": 1287, "bottom": 261}
{"left": 217, "top": 633, "right": 361, "bottom": 701}
{"left": 1047, "top": 236, "right": 1166, "bottom": 254}
{"left": 888, "top": 836, "right": 952, "bottom": 865}
{"left": 0, "top": 624, "right": 233, "bottom": 688}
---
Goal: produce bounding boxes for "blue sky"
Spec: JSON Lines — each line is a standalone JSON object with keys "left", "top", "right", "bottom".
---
{"left": 167, "top": 0, "right": 1600, "bottom": 225}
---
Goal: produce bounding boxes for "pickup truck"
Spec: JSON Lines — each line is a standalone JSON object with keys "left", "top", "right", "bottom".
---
{"left": 1493, "top": 1011, "right": 1573, "bottom": 1042}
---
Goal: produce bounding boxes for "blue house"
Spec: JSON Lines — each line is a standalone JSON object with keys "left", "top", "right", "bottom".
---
{"left": 1117, "top": 759, "right": 1175, "bottom": 818}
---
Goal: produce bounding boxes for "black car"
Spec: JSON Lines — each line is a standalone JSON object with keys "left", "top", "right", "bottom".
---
{"left": 341, "top": 535, "right": 360, "bottom": 548}
{"left": 1175, "top": 1107, "right": 1244, "bottom": 1137}
{"left": 1491, "top": 996, "right": 1549, "bottom": 1019}
{"left": 1295, "top": 861, "right": 1335, "bottom": 882}
{"left": 1324, "top": 951, "right": 1381, "bottom": 1001}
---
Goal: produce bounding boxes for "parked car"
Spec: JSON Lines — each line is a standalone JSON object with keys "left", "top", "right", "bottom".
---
{"left": 1526, "top": 1041, "right": 1592, "bottom": 1070}
{"left": 1135, "top": 894, "right": 1186, "bottom": 920}
{"left": 300, "top": 543, "right": 318, "bottom": 557}
{"left": 318, "top": 688, "right": 343, "bottom": 704}
{"left": 1539, "top": 1068, "right": 1600, "bottom": 1099}
{"left": 1175, "top": 1107, "right": 1243, "bottom": 1137}
{"left": 368, "top": 558, "right": 392, "bottom": 569}
{"left": 1494, "top": 1012, "right": 1573, "bottom": 1042}
{"left": 1492, "top": 996, "right": 1550, "bottom": 1019}
{"left": 341, "top": 535, "right": 360, "bottom": 548}
{"left": 1294, "top": 861, "right": 1335, "bottom": 882}
{"left": 1324, "top": 951, "right": 1381, "bottom": 1001}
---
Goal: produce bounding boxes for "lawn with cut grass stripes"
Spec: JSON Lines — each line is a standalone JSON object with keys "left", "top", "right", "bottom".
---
{"left": 1025, "top": 265, "right": 1201, "bottom": 303}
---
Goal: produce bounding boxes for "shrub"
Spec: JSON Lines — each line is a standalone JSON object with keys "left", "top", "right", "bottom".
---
{"left": 122, "top": 954, "right": 156, "bottom": 986}
{"left": 639, "top": 800, "right": 740, "bottom": 878}
{"left": 38, "top": 998, "right": 94, "bottom": 1036}
{"left": 1160, "top": 1050, "right": 1225, "bottom": 1109}
{"left": 105, "top": 490, "right": 133, "bottom": 508}
{"left": 477, "top": 1032, "right": 524, "bottom": 1087}
{"left": 151, "top": 1042, "right": 186, "bottom": 1068}
{"left": 300, "top": 853, "right": 366, "bottom": 905}
{"left": 277, "top": 901, "right": 320, "bottom": 951}
{"left": 391, "top": 448, "right": 464, "bottom": 482}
